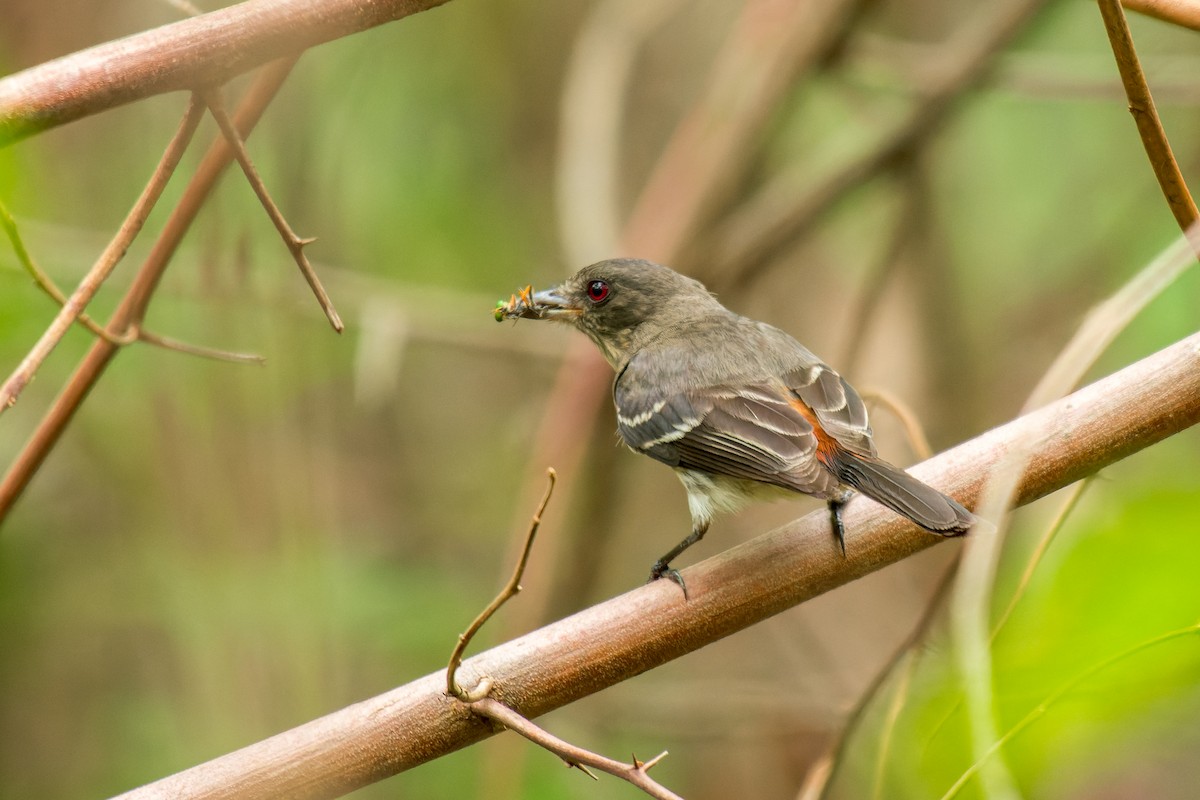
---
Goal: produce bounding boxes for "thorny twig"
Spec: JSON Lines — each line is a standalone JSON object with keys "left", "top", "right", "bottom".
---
{"left": 202, "top": 88, "right": 344, "bottom": 332}
{"left": 0, "top": 93, "right": 205, "bottom": 412}
{"left": 444, "top": 469, "right": 682, "bottom": 799}
{"left": 472, "top": 698, "right": 682, "bottom": 800}
{"left": 0, "top": 57, "right": 299, "bottom": 523}
{"left": 0, "top": 200, "right": 264, "bottom": 365}
{"left": 447, "top": 468, "right": 557, "bottom": 700}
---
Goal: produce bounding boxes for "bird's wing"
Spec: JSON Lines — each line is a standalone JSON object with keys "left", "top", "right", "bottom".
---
{"left": 614, "top": 372, "right": 839, "bottom": 494}
{"left": 781, "top": 362, "right": 877, "bottom": 458}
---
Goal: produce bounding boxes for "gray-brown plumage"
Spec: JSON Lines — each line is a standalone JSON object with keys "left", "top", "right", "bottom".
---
{"left": 502, "top": 258, "right": 972, "bottom": 593}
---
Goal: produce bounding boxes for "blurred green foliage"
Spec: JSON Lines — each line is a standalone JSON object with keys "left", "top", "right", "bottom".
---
{"left": 0, "top": 1, "right": 1198, "bottom": 799}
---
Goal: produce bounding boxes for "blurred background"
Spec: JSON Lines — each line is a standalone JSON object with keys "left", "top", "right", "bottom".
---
{"left": 1, "top": 0, "right": 1199, "bottom": 798}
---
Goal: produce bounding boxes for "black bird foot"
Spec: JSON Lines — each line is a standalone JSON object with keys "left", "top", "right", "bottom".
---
{"left": 647, "top": 560, "right": 689, "bottom": 600}
{"left": 828, "top": 494, "right": 850, "bottom": 558}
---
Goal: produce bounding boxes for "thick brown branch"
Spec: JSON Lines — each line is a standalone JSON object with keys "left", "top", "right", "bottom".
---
{"left": 113, "top": 331, "right": 1200, "bottom": 800}
{"left": 0, "top": 0, "right": 451, "bottom": 146}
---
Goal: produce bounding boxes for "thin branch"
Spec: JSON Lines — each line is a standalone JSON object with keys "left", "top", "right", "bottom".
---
{"left": 443, "top": 468, "right": 683, "bottom": 799}
{"left": 470, "top": 698, "right": 682, "bottom": 800}
{"left": 0, "top": 0, "right": 452, "bottom": 146}
{"left": 860, "top": 388, "right": 934, "bottom": 461}
{"left": 623, "top": 0, "right": 864, "bottom": 266}
{"left": 113, "top": 329, "right": 1200, "bottom": 800}
{"left": 836, "top": 166, "right": 922, "bottom": 376}
{"left": 946, "top": 225, "right": 1200, "bottom": 800}
{"left": 709, "top": 0, "right": 1050, "bottom": 287}
{"left": 136, "top": 330, "right": 266, "bottom": 365}
{"left": 1122, "top": 0, "right": 1200, "bottom": 31}
{"left": 447, "top": 469, "right": 557, "bottom": 700}
{"left": 0, "top": 57, "right": 298, "bottom": 524}
{"left": 1098, "top": 0, "right": 1200, "bottom": 238}
{"left": 938, "top": 622, "right": 1200, "bottom": 800}
{"left": 203, "top": 88, "right": 344, "bottom": 332}
{"left": 0, "top": 93, "right": 205, "bottom": 413}
{"left": 555, "top": 0, "right": 685, "bottom": 266}
{"left": 0, "top": 200, "right": 264, "bottom": 365}
{"left": 0, "top": 199, "right": 133, "bottom": 345}
{"left": 813, "top": 553, "right": 962, "bottom": 800}
{"left": 989, "top": 478, "right": 1090, "bottom": 641}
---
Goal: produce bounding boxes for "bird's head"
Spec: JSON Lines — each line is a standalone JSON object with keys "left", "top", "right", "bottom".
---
{"left": 500, "top": 258, "right": 720, "bottom": 368}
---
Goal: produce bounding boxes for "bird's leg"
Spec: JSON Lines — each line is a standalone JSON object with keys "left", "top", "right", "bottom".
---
{"left": 827, "top": 489, "right": 855, "bottom": 557}
{"left": 647, "top": 520, "right": 710, "bottom": 599}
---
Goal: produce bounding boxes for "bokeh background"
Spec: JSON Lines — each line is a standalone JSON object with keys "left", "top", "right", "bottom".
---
{"left": 1, "top": 0, "right": 1199, "bottom": 798}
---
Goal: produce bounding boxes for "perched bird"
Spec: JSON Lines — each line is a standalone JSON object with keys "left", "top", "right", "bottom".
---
{"left": 498, "top": 258, "right": 972, "bottom": 594}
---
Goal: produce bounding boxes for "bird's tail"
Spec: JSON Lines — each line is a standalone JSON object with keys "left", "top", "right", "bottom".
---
{"left": 831, "top": 453, "right": 973, "bottom": 535}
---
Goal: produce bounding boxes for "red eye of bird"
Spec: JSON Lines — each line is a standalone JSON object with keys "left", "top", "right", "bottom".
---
{"left": 586, "top": 280, "right": 610, "bottom": 303}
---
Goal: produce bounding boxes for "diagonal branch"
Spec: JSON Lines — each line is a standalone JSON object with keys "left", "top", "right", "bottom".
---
{"left": 0, "top": 0, "right": 452, "bottom": 146}
{"left": 470, "top": 698, "right": 680, "bottom": 800}
{"left": 1098, "top": 0, "right": 1200, "bottom": 237}
{"left": 203, "top": 88, "right": 344, "bottom": 331}
{"left": 0, "top": 93, "right": 205, "bottom": 413}
{"left": 113, "top": 328, "right": 1200, "bottom": 800}
{"left": 708, "top": 0, "right": 1050, "bottom": 287}
{"left": 1122, "top": 0, "right": 1200, "bottom": 31}
{"left": 0, "top": 57, "right": 298, "bottom": 523}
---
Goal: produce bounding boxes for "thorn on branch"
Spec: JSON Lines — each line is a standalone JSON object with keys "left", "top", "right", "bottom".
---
{"left": 202, "top": 88, "right": 345, "bottom": 332}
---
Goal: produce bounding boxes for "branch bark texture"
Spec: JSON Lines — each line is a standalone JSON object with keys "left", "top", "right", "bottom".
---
{"left": 116, "top": 331, "right": 1200, "bottom": 800}
{"left": 0, "top": 0, "right": 450, "bottom": 146}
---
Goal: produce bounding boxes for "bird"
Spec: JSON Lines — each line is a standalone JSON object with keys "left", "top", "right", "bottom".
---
{"left": 497, "top": 258, "right": 973, "bottom": 594}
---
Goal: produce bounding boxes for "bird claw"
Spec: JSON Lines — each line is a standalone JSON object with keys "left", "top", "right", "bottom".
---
{"left": 647, "top": 563, "right": 689, "bottom": 600}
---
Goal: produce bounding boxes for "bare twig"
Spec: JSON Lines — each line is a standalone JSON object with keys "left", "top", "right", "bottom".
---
{"left": 860, "top": 388, "right": 934, "bottom": 461}
{"left": 989, "top": 478, "right": 1090, "bottom": 640}
{"left": 0, "top": 93, "right": 205, "bottom": 413}
{"left": 624, "top": 0, "right": 863, "bottom": 267}
{"left": 0, "top": 57, "right": 298, "bottom": 523}
{"left": 1098, "top": 0, "right": 1200, "bottom": 237}
{"left": 0, "top": 200, "right": 264, "bottom": 365}
{"left": 948, "top": 226, "right": 1200, "bottom": 800}
{"left": 203, "top": 88, "right": 343, "bottom": 331}
{"left": 1123, "top": 0, "right": 1200, "bottom": 31}
{"left": 938, "top": 621, "right": 1200, "bottom": 800}
{"left": 113, "top": 329, "right": 1200, "bottom": 800}
{"left": 709, "top": 0, "right": 1050, "bottom": 286}
{"left": 0, "top": 199, "right": 131, "bottom": 345}
{"left": 442, "top": 468, "right": 682, "bottom": 798}
{"left": 836, "top": 167, "right": 922, "bottom": 375}
{"left": 471, "top": 698, "right": 682, "bottom": 800}
{"left": 556, "top": 0, "right": 685, "bottom": 265}
{"left": 813, "top": 554, "right": 962, "bottom": 800}
{"left": 136, "top": 330, "right": 265, "bottom": 365}
{"left": 447, "top": 469, "right": 557, "bottom": 700}
{"left": 0, "top": 0, "right": 452, "bottom": 146}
